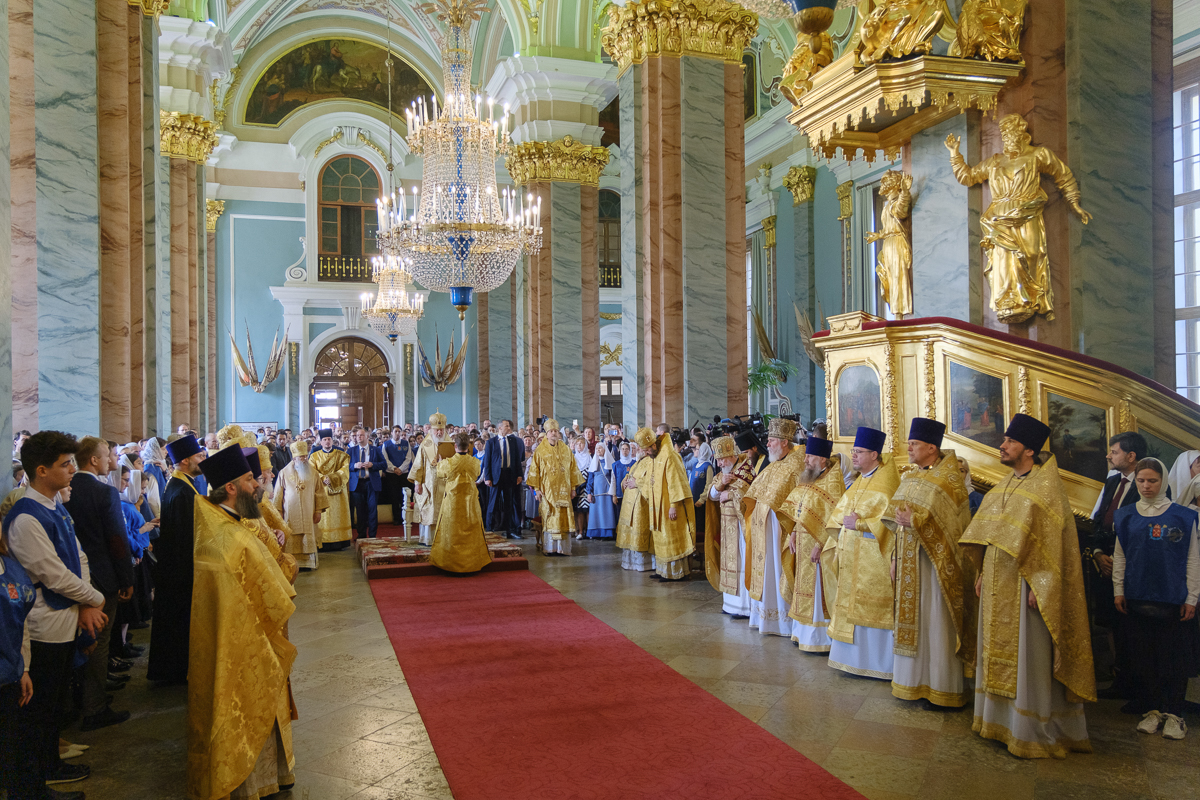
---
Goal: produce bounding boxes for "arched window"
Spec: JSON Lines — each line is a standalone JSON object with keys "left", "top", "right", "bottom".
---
{"left": 598, "top": 189, "right": 621, "bottom": 288}
{"left": 318, "top": 157, "right": 381, "bottom": 279}
{"left": 313, "top": 337, "right": 389, "bottom": 377}
{"left": 311, "top": 337, "right": 392, "bottom": 429}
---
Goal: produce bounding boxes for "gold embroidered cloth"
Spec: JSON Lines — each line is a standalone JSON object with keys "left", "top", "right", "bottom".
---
{"left": 245, "top": 503, "right": 299, "bottom": 584}
{"left": 309, "top": 448, "right": 351, "bottom": 543}
{"left": 960, "top": 455, "right": 1096, "bottom": 703}
{"left": 823, "top": 456, "right": 901, "bottom": 641}
{"left": 742, "top": 447, "right": 807, "bottom": 601}
{"left": 272, "top": 461, "right": 329, "bottom": 559}
{"left": 778, "top": 456, "right": 845, "bottom": 625}
{"left": 616, "top": 457, "right": 653, "bottom": 553}
{"left": 408, "top": 438, "right": 447, "bottom": 527}
{"left": 648, "top": 437, "right": 696, "bottom": 563}
{"left": 187, "top": 498, "right": 296, "bottom": 800}
{"left": 430, "top": 455, "right": 493, "bottom": 573}
{"left": 701, "top": 455, "right": 756, "bottom": 593}
{"left": 526, "top": 440, "right": 584, "bottom": 537}
{"left": 886, "top": 451, "right": 972, "bottom": 662}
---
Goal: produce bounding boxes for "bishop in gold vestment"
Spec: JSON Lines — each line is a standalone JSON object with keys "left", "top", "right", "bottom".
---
{"left": 702, "top": 436, "right": 757, "bottom": 616}
{"left": 616, "top": 430, "right": 655, "bottom": 572}
{"left": 272, "top": 440, "right": 330, "bottom": 570}
{"left": 409, "top": 413, "right": 450, "bottom": 545}
{"left": 645, "top": 429, "right": 696, "bottom": 580}
{"left": 960, "top": 414, "right": 1094, "bottom": 758}
{"left": 188, "top": 446, "right": 296, "bottom": 800}
{"left": 526, "top": 419, "right": 584, "bottom": 555}
{"left": 309, "top": 430, "right": 352, "bottom": 549}
{"left": 778, "top": 437, "right": 844, "bottom": 652}
{"left": 886, "top": 419, "right": 973, "bottom": 707}
{"left": 824, "top": 427, "right": 901, "bottom": 679}
{"left": 431, "top": 439, "right": 493, "bottom": 573}
{"left": 742, "top": 419, "right": 806, "bottom": 636}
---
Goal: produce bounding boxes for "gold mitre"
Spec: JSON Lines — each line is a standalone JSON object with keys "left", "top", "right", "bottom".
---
{"left": 767, "top": 417, "right": 798, "bottom": 442}
{"left": 428, "top": 411, "right": 447, "bottom": 427}
{"left": 216, "top": 423, "right": 245, "bottom": 450}
{"left": 634, "top": 427, "right": 655, "bottom": 450}
{"left": 543, "top": 418, "right": 561, "bottom": 432}
{"left": 712, "top": 435, "right": 739, "bottom": 460}
{"left": 290, "top": 440, "right": 310, "bottom": 457}
{"left": 256, "top": 445, "right": 271, "bottom": 474}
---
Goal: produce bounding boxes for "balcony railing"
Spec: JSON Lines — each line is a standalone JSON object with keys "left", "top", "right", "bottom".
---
{"left": 600, "top": 263, "right": 621, "bottom": 289}
{"left": 318, "top": 255, "right": 372, "bottom": 282}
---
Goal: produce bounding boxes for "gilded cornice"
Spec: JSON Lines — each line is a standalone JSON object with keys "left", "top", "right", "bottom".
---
{"left": 160, "top": 111, "right": 218, "bottom": 162}
{"left": 127, "top": 0, "right": 170, "bottom": 15}
{"left": 506, "top": 135, "right": 611, "bottom": 186}
{"left": 206, "top": 199, "right": 225, "bottom": 232}
{"left": 782, "top": 165, "right": 816, "bottom": 206}
{"left": 601, "top": 0, "right": 758, "bottom": 75}
{"left": 762, "top": 215, "right": 776, "bottom": 248}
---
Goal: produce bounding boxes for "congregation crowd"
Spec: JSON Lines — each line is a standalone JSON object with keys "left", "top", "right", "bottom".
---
{"left": 0, "top": 407, "right": 1198, "bottom": 798}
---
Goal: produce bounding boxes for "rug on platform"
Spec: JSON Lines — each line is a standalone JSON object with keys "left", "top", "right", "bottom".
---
{"left": 370, "top": 571, "right": 866, "bottom": 800}
{"left": 356, "top": 532, "right": 523, "bottom": 567}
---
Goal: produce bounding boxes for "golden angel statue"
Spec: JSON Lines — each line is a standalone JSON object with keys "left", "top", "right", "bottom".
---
{"left": 945, "top": 114, "right": 1091, "bottom": 324}
{"left": 950, "top": 0, "right": 1027, "bottom": 62}
{"left": 779, "top": 32, "right": 833, "bottom": 104}
{"left": 865, "top": 171, "right": 913, "bottom": 319}
{"left": 858, "top": 0, "right": 945, "bottom": 65}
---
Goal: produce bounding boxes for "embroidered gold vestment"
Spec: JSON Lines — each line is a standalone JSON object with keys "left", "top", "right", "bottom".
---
{"left": 778, "top": 455, "right": 846, "bottom": 626}
{"left": 272, "top": 461, "right": 330, "bottom": 560}
{"left": 408, "top": 438, "right": 447, "bottom": 527}
{"left": 960, "top": 455, "right": 1096, "bottom": 704}
{"left": 701, "top": 454, "right": 756, "bottom": 593}
{"left": 648, "top": 437, "right": 696, "bottom": 563}
{"left": 824, "top": 455, "right": 901, "bottom": 642}
{"left": 245, "top": 502, "right": 299, "bottom": 584}
{"left": 742, "top": 446, "right": 807, "bottom": 601}
{"left": 616, "top": 457, "right": 653, "bottom": 553}
{"left": 526, "top": 440, "right": 584, "bottom": 537}
{"left": 309, "top": 448, "right": 351, "bottom": 543}
{"left": 431, "top": 454, "right": 492, "bottom": 573}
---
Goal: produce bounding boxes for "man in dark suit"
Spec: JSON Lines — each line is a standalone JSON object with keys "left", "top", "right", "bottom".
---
{"left": 347, "top": 426, "right": 384, "bottom": 539}
{"left": 1088, "top": 431, "right": 1147, "bottom": 701}
{"left": 271, "top": 429, "right": 293, "bottom": 474}
{"left": 64, "top": 436, "right": 133, "bottom": 731}
{"left": 382, "top": 426, "right": 412, "bottom": 528}
{"left": 483, "top": 419, "right": 526, "bottom": 539}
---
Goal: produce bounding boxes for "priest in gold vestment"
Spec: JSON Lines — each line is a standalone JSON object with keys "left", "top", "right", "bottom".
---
{"left": 310, "top": 429, "right": 352, "bottom": 550}
{"left": 431, "top": 433, "right": 492, "bottom": 573}
{"left": 646, "top": 424, "right": 696, "bottom": 580}
{"left": 241, "top": 446, "right": 299, "bottom": 585}
{"left": 701, "top": 435, "right": 757, "bottom": 615}
{"left": 409, "top": 412, "right": 449, "bottom": 546}
{"left": 616, "top": 430, "right": 655, "bottom": 572}
{"left": 188, "top": 446, "right": 296, "bottom": 800}
{"left": 886, "top": 419, "right": 973, "bottom": 706}
{"left": 526, "top": 419, "right": 585, "bottom": 555}
{"left": 960, "top": 414, "right": 1094, "bottom": 758}
{"left": 824, "top": 426, "right": 901, "bottom": 678}
{"left": 778, "top": 435, "right": 844, "bottom": 652}
{"left": 273, "top": 440, "right": 329, "bottom": 570}
{"left": 742, "top": 419, "right": 806, "bottom": 636}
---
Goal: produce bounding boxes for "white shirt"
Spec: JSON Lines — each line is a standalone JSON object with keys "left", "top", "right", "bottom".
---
{"left": 7, "top": 487, "right": 104, "bottom": 643}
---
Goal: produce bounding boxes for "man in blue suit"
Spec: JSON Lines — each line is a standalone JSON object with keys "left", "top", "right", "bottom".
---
{"left": 347, "top": 427, "right": 384, "bottom": 539}
{"left": 482, "top": 419, "right": 526, "bottom": 539}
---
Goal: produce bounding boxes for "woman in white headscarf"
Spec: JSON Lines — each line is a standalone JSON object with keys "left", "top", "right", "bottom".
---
{"left": 140, "top": 438, "right": 169, "bottom": 503}
{"left": 1168, "top": 450, "right": 1200, "bottom": 509}
{"left": 1112, "top": 457, "right": 1200, "bottom": 740}
{"left": 120, "top": 453, "right": 160, "bottom": 519}
{"left": 572, "top": 437, "right": 592, "bottom": 539}
{"left": 584, "top": 442, "right": 617, "bottom": 540}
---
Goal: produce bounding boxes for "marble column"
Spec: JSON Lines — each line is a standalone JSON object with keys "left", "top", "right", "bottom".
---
{"left": 513, "top": 253, "right": 529, "bottom": 425}
{"left": 618, "top": 64, "right": 645, "bottom": 429}
{"left": 9, "top": 0, "right": 35, "bottom": 431}
{"left": 142, "top": 14, "right": 161, "bottom": 435}
{"left": 484, "top": 275, "right": 514, "bottom": 422}
{"left": 206, "top": 219, "right": 217, "bottom": 432}
{"left": 153, "top": 151, "right": 172, "bottom": 431}
{"left": 187, "top": 163, "right": 199, "bottom": 428}
{"left": 0, "top": 0, "right": 12, "bottom": 494}
{"left": 550, "top": 181, "right": 584, "bottom": 423}
{"left": 724, "top": 60, "right": 748, "bottom": 417}
{"left": 477, "top": 289, "right": 490, "bottom": 422}
{"left": 169, "top": 158, "right": 193, "bottom": 428}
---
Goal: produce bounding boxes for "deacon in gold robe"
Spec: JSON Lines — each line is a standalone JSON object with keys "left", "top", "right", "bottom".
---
{"left": 778, "top": 435, "right": 844, "bottom": 652}
{"left": 742, "top": 419, "right": 806, "bottom": 636}
{"left": 824, "top": 426, "right": 901, "bottom": 679}
{"left": 526, "top": 419, "right": 585, "bottom": 555}
{"left": 885, "top": 419, "right": 973, "bottom": 706}
{"left": 272, "top": 440, "right": 329, "bottom": 571}
{"left": 409, "top": 412, "right": 450, "bottom": 546}
{"left": 309, "top": 429, "right": 352, "bottom": 550}
{"left": 188, "top": 445, "right": 296, "bottom": 800}
{"left": 701, "top": 435, "right": 757, "bottom": 616}
{"left": 646, "top": 424, "right": 696, "bottom": 580}
{"left": 616, "top": 430, "right": 655, "bottom": 571}
{"left": 961, "top": 414, "right": 1094, "bottom": 758}
{"left": 430, "top": 433, "right": 493, "bottom": 573}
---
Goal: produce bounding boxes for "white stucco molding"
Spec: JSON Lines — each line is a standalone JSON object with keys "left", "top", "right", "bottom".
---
{"left": 159, "top": 16, "right": 233, "bottom": 117}
{"left": 484, "top": 55, "right": 617, "bottom": 147}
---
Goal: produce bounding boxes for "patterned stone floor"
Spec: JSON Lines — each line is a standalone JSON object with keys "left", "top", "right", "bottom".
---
{"left": 73, "top": 537, "right": 1199, "bottom": 800}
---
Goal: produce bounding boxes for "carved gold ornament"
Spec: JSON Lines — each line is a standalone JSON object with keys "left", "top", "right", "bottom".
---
{"left": 922, "top": 341, "right": 936, "bottom": 418}
{"left": 836, "top": 180, "right": 853, "bottom": 220}
{"left": 506, "top": 135, "right": 611, "bottom": 187}
{"left": 857, "top": 0, "right": 946, "bottom": 65}
{"left": 783, "top": 165, "right": 817, "bottom": 206}
{"left": 779, "top": 32, "right": 833, "bottom": 104}
{"left": 313, "top": 128, "right": 344, "bottom": 159}
{"left": 865, "top": 171, "right": 913, "bottom": 319}
{"left": 601, "top": 0, "right": 758, "bottom": 75}
{"left": 599, "top": 312, "right": 622, "bottom": 320}
{"left": 950, "top": 0, "right": 1027, "bottom": 62}
{"left": 356, "top": 130, "right": 389, "bottom": 164}
{"left": 160, "top": 112, "right": 219, "bottom": 162}
{"left": 600, "top": 342, "right": 623, "bottom": 366}
{"left": 127, "top": 0, "right": 170, "bottom": 15}
{"left": 762, "top": 215, "right": 777, "bottom": 249}
{"left": 205, "top": 200, "right": 225, "bottom": 232}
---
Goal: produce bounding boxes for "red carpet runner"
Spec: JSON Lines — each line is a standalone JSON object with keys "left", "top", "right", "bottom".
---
{"left": 371, "top": 570, "right": 865, "bottom": 800}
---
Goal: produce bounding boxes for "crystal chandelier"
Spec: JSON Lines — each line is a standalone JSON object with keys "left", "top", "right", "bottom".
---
{"left": 376, "top": 0, "right": 542, "bottom": 320}
{"left": 361, "top": 256, "right": 426, "bottom": 342}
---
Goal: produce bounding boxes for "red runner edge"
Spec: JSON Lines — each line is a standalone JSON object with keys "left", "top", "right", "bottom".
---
{"left": 370, "top": 570, "right": 866, "bottom": 800}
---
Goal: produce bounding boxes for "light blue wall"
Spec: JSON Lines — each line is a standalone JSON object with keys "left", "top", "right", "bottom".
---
{"left": 414, "top": 293, "right": 479, "bottom": 426}
{"left": 215, "top": 199, "right": 305, "bottom": 428}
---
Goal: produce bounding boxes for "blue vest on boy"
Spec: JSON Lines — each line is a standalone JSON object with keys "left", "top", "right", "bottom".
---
{"left": 1115, "top": 504, "right": 1199, "bottom": 605}
{"left": 0, "top": 554, "right": 35, "bottom": 685}
{"left": 2, "top": 497, "right": 82, "bottom": 611}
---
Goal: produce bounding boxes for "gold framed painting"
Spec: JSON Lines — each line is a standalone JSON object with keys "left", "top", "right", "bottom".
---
{"left": 835, "top": 362, "right": 882, "bottom": 438}
{"left": 945, "top": 357, "right": 1008, "bottom": 450}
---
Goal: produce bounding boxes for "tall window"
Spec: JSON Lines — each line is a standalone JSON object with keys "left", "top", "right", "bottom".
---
{"left": 318, "top": 156, "right": 381, "bottom": 260}
{"left": 599, "top": 189, "right": 621, "bottom": 288}
{"left": 1174, "top": 73, "right": 1200, "bottom": 401}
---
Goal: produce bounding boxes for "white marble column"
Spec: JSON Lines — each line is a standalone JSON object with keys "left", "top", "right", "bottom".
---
{"left": 618, "top": 64, "right": 645, "bottom": 429}
{"left": 550, "top": 182, "right": 584, "bottom": 421}
{"left": 0, "top": 0, "right": 12, "bottom": 494}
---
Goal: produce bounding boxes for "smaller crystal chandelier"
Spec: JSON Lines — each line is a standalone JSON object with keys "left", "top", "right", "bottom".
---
{"left": 361, "top": 256, "right": 426, "bottom": 342}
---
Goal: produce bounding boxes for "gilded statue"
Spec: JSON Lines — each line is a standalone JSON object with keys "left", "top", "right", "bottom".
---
{"left": 857, "top": 0, "right": 945, "bottom": 65}
{"left": 945, "top": 114, "right": 1091, "bottom": 325}
{"left": 950, "top": 0, "right": 1027, "bottom": 62}
{"left": 779, "top": 32, "right": 833, "bottom": 104}
{"left": 865, "top": 171, "right": 914, "bottom": 319}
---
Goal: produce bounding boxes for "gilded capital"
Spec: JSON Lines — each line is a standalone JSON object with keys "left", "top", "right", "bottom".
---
{"left": 836, "top": 180, "right": 854, "bottom": 220}
{"left": 506, "top": 135, "right": 611, "bottom": 186}
{"left": 782, "top": 165, "right": 817, "bottom": 206}
{"left": 127, "top": 0, "right": 170, "bottom": 15}
{"left": 206, "top": 199, "right": 225, "bottom": 232}
{"left": 762, "top": 215, "right": 777, "bottom": 248}
{"left": 160, "top": 111, "right": 218, "bottom": 162}
{"left": 601, "top": 0, "right": 758, "bottom": 75}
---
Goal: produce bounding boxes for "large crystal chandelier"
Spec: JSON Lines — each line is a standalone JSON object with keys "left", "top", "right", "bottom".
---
{"left": 376, "top": 0, "right": 542, "bottom": 320}
{"left": 361, "top": 256, "right": 426, "bottom": 342}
